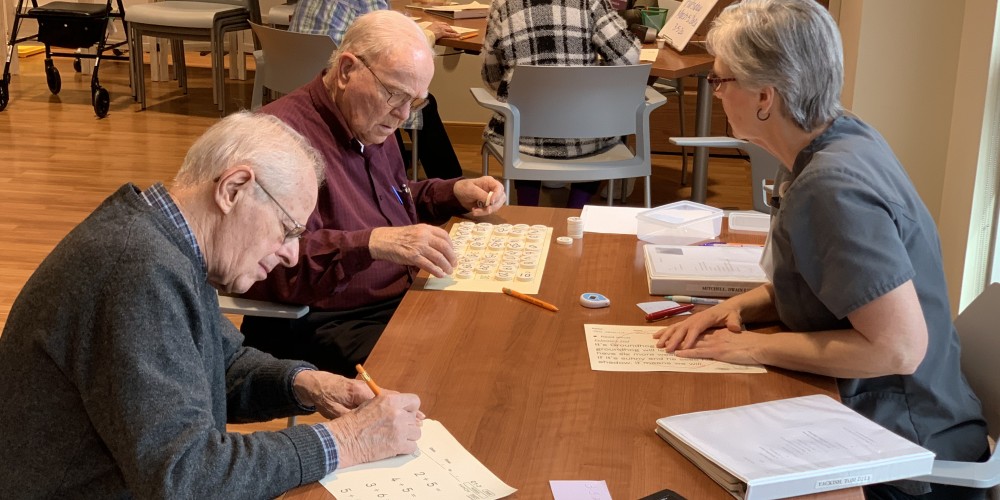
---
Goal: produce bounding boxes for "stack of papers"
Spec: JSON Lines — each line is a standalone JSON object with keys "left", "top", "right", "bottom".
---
{"left": 417, "top": 21, "right": 478, "bottom": 35}
{"left": 655, "top": 395, "right": 935, "bottom": 500}
{"left": 424, "top": 1, "right": 489, "bottom": 19}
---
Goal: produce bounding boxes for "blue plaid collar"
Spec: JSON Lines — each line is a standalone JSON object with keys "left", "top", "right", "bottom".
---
{"left": 140, "top": 182, "right": 207, "bottom": 274}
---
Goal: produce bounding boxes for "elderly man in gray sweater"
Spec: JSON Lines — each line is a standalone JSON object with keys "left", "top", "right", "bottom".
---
{"left": 0, "top": 112, "right": 422, "bottom": 500}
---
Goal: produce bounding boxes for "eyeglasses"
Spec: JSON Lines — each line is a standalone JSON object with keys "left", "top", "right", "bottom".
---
{"left": 707, "top": 72, "right": 737, "bottom": 92}
{"left": 255, "top": 181, "right": 306, "bottom": 243}
{"left": 356, "top": 55, "right": 430, "bottom": 112}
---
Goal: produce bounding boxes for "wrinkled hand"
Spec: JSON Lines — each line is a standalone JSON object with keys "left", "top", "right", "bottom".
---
{"left": 370, "top": 224, "right": 457, "bottom": 278}
{"left": 652, "top": 304, "right": 743, "bottom": 351}
{"left": 427, "top": 21, "right": 459, "bottom": 40}
{"left": 325, "top": 393, "right": 423, "bottom": 469}
{"left": 454, "top": 176, "right": 505, "bottom": 216}
{"left": 672, "top": 328, "right": 764, "bottom": 366}
{"left": 293, "top": 370, "right": 374, "bottom": 419}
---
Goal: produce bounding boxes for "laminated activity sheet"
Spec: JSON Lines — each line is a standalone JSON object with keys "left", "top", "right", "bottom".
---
{"left": 321, "top": 419, "right": 516, "bottom": 500}
{"left": 584, "top": 324, "right": 767, "bottom": 373}
{"left": 423, "top": 222, "right": 553, "bottom": 294}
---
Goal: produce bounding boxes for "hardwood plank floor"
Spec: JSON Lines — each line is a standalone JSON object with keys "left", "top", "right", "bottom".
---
{"left": 0, "top": 55, "right": 754, "bottom": 436}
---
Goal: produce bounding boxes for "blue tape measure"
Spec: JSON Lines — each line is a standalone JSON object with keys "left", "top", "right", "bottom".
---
{"left": 580, "top": 293, "right": 611, "bottom": 309}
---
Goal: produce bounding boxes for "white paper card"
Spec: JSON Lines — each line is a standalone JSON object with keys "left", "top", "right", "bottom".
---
{"left": 550, "top": 480, "right": 613, "bottom": 500}
{"left": 636, "top": 300, "right": 691, "bottom": 316}
{"left": 584, "top": 324, "right": 766, "bottom": 373}
{"left": 640, "top": 48, "right": 659, "bottom": 62}
{"left": 321, "top": 419, "right": 517, "bottom": 500}
{"left": 580, "top": 205, "right": 646, "bottom": 234}
{"left": 659, "top": 0, "right": 720, "bottom": 51}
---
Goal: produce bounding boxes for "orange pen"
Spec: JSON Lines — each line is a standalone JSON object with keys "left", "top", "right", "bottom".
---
{"left": 458, "top": 32, "right": 478, "bottom": 40}
{"left": 355, "top": 364, "right": 382, "bottom": 396}
{"left": 502, "top": 287, "right": 558, "bottom": 312}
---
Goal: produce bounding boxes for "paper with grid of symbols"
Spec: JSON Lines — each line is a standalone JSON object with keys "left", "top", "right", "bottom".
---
{"left": 422, "top": 222, "right": 553, "bottom": 294}
{"left": 320, "top": 419, "right": 516, "bottom": 500}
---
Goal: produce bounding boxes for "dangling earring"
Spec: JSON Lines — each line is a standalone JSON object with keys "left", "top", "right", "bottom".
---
{"left": 757, "top": 109, "right": 770, "bottom": 121}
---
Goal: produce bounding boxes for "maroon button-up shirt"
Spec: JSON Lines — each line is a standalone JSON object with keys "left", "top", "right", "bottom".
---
{"left": 243, "top": 72, "right": 466, "bottom": 311}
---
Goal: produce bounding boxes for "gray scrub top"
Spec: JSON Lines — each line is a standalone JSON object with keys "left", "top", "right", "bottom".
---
{"left": 768, "top": 117, "right": 987, "bottom": 494}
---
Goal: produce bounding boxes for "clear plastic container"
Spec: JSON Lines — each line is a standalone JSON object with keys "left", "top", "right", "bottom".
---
{"left": 728, "top": 211, "right": 771, "bottom": 234}
{"left": 637, "top": 201, "right": 723, "bottom": 245}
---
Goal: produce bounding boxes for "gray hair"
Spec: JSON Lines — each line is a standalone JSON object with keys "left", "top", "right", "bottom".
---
{"left": 328, "top": 10, "right": 431, "bottom": 70}
{"left": 707, "top": 0, "right": 843, "bottom": 132}
{"left": 173, "top": 112, "right": 324, "bottom": 199}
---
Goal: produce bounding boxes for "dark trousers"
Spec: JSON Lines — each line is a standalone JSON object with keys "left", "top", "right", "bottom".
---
{"left": 240, "top": 295, "right": 404, "bottom": 377}
{"left": 394, "top": 93, "right": 463, "bottom": 180}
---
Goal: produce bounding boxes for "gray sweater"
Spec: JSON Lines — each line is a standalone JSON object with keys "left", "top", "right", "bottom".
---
{"left": 0, "top": 185, "right": 327, "bottom": 500}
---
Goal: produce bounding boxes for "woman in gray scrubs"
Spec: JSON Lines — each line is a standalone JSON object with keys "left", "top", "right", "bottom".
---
{"left": 652, "top": 1, "right": 989, "bottom": 499}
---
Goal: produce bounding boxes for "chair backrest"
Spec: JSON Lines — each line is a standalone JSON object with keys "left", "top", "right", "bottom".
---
{"left": 250, "top": 22, "right": 336, "bottom": 94}
{"left": 954, "top": 282, "right": 1000, "bottom": 437}
{"left": 505, "top": 64, "right": 652, "bottom": 139}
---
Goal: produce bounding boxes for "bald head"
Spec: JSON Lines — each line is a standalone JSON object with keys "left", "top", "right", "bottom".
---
{"left": 324, "top": 10, "right": 436, "bottom": 146}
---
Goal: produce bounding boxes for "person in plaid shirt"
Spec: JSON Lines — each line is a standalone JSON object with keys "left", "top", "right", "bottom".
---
{"left": 288, "top": 0, "right": 465, "bottom": 180}
{"left": 481, "top": 0, "right": 641, "bottom": 208}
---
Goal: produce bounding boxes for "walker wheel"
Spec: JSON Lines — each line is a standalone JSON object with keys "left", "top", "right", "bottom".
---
{"left": 93, "top": 86, "right": 110, "bottom": 118}
{"left": 45, "top": 60, "right": 61, "bottom": 95}
{"left": 73, "top": 57, "right": 82, "bottom": 73}
{"left": 0, "top": 80, "right": 8, "bottom": 112}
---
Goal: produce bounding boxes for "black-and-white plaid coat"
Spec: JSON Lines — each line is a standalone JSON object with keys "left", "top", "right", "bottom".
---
{"left": 481, "top": 0, "right": 642, "bottom": 159}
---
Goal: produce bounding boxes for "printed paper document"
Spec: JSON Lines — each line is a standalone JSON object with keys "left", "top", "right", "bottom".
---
{"left": 584, "top": 324, "right": 766, "bottom": 373}
{"left": 321, "top": 419, "right": 516, "bottom": 500}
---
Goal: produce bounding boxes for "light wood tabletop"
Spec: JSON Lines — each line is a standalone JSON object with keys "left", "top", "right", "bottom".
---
{"left": 279, "top": 206, "right": 863, "bottom": 500}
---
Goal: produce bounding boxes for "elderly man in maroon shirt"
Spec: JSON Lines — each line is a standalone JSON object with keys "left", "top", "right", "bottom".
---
{"left": 240, "top": 10, "right": 506, "bottom": 376}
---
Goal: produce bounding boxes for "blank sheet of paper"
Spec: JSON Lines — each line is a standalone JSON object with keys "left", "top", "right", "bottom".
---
{"left": 584, "top": 324, "right": 766, "bottom": 373}
{"left": 550, "top": 481, "right": 613, "bottom": 500}
{"left": 321, "top": 419, "right": 516, "bottom": 500}
{"left": 580, "top": 205, "right": 646, "bottom": 234}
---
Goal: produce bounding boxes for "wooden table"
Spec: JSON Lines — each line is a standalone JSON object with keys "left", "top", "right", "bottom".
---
{"left": 280, "top": 206, "right": 863, "bottom": 500}
{"left": 394, "top": 1, "right": 718, "bottom": 203}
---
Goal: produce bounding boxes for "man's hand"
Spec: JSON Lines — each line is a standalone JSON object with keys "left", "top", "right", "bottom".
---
{"left": 325, "top": 393, "right": 423, "bottom": 469}
{"left": 293, "top": 370, "right": 374, "bottom": 419}
{"left": 454, "top": 176, "right": 505, "bottom": 216}
{"left": 369, "top": 224, "right": 457, "bottom": 278}
{"left": 426, "top": 21, "right": 459, "bottom": 40}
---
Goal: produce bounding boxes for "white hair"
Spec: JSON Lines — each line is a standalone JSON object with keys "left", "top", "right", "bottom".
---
{"left": 173, "top": 112, "right": 324, "bottom": 199}
{"left": 707, "top": 0, "right": 843, "bottom": 132}
{"left": 328, "top": 10, "right": 431, "bottom": 70}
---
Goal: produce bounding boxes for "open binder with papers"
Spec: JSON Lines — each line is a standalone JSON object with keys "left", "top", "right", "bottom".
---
{"left": 654, "top": 395, "right": 935, "bottom": 500}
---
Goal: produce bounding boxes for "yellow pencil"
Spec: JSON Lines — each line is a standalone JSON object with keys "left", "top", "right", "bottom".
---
{"left": 355, "top": 364, "right": 382, "bottom": 396}
{"left": 502, "top": 287, "right": 558, "bottom": 312}
{"left": 458, "top": 32, "right": 478, "bottom": 40}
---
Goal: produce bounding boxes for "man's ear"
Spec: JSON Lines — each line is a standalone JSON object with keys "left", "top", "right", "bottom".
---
{"left": 335, "top": 53, "right": 359, "bottom": 91}
{"left": 214, "top": 165, "right": 255, "bottom": 215}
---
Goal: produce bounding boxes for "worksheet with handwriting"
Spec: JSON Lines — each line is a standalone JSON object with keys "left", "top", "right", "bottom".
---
{"left": 584, "top": 324, "right": 767, "bottom": 373}
{"left": 321, "top": 419, "right": 516, "bottom": 500}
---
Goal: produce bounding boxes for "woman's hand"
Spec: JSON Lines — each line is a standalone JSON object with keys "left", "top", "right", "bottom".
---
{"left": 653, "top": 303, "right": 744, "bottom": 351}
{"left": 674, "top": 328, "right": 764, "bottom": 366}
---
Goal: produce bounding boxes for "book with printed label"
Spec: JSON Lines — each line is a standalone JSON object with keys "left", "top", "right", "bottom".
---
{"left": 643, "top": 244, "right": 769, "bottom": 297}
{"left": 655, "top": 395, "right": 935, "bottom": 500}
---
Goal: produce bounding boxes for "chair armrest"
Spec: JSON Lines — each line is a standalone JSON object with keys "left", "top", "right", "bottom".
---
{"left": 670, "top": 136, "right": 747, "bottom": 148}
{"left": 913, "top": 458, "right": 1000, "bottom": 489}
{"left": 469, "top": 87, "right": 521, "bottom": 167}
{"left": 644, "top": 86, "right": 668, "bottom": 108}
{"left": 470, "top": 88, "right": 512, "bottom": 115}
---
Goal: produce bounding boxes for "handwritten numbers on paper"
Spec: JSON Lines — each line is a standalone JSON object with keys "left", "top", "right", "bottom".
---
{"left": 659, "top": 0, "right": 720, "bottom": 51}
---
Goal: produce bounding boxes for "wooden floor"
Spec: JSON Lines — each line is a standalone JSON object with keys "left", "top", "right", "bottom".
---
{"left": 0, "top": 54, "right": 753, "bottom": 434}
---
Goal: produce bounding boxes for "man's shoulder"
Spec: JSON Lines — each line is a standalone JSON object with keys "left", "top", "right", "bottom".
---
{"left": 259, "top": 76, "right": 328, "bottom": 133}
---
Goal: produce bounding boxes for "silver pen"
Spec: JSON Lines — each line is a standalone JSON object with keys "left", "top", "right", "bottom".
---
{"left": 665, "top": 295, "right": 725, "bottom": 305}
